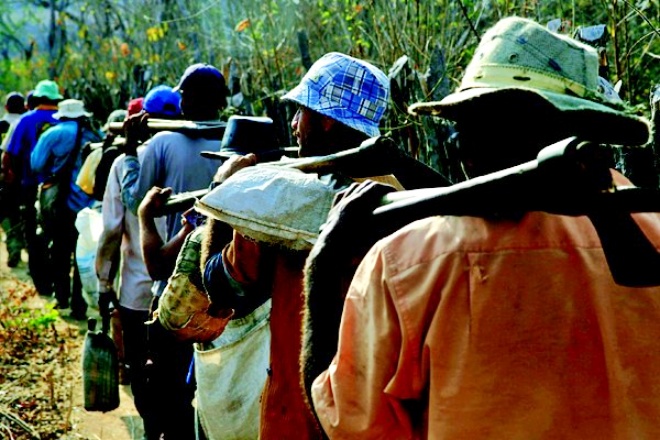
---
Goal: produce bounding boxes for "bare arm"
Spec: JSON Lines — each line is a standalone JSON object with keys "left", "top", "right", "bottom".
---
{"left": 138, "top": 186, "right": 194, "bottom": 280}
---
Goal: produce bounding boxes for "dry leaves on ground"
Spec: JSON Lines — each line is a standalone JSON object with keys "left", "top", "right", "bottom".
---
{"left": 0, "top": 270, "right": 83, "bottom": 440}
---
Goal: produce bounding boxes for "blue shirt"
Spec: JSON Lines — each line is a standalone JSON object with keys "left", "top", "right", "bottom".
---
{"left": 4, "top": 108, "right": 58, "bottom": 186}
{"left": 120, "top": 130, "right": 220, "bottom": 240}
{"left": 31, "top": 120, "right": 102, "bottom": 213}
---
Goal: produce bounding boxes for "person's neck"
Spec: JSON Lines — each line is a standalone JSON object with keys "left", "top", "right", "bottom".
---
{"left": 36, "top": 104, "right": 58, "bottom": 111}
{"left": 183, "top": 111, "right": 220, "bottom": 122}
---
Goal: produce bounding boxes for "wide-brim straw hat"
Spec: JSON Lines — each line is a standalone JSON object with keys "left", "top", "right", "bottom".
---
{"left": 408, "top": 17, "right": 650, "bottom": 146}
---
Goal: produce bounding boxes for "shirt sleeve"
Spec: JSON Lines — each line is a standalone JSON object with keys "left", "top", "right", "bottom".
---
{"left": 120, "top": 139, "right": 161, "bottom": 215}
{"left": 120, "top": 155, "right": 142, "bottom": 214}
{"left": 203, "top": 232, "right": 271, "bottom": 317}
{"left": 311, "top": 242, "right": 415, "bottom": 439}
{"left": 96, "top": 156, "right": 124, "bottom": 289}
{"left": 30, "top": 126, "right": 57, "bottom": 179}
{"left": 4, "top": 117, "right": 26, "bottom": 156}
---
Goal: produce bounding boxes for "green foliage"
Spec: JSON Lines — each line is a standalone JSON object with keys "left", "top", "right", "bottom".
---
{"left": 0, "top": 0, "right": 658, "bottom": 171}
{"left": 4, "top": 303, "right": 60, "bottom": 331}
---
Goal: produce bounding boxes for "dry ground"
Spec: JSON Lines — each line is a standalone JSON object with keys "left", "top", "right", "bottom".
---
{"left": 0, "top": 240, "right": 144, "bottom": 440}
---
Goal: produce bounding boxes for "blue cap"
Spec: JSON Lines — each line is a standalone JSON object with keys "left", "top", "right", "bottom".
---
{"left": 143, "top": 85, "right": 182, "bottom": 118}
{"left": 281, "top": 52, "right": 390, "bottom": 137}
{"left": 173, "top": 63, "right": 227, "bottom": 95}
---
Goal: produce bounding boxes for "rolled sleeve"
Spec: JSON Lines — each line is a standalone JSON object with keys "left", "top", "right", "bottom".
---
{"left": 119, "top": 155, "right": 141, "bottom": 214}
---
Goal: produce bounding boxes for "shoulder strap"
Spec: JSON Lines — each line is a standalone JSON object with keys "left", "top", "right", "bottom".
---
{"left": 56, "top": 121, "right": 87, "bottom": 202}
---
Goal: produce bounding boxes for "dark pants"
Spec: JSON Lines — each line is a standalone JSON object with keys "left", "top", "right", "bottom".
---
{"left": 0, "top": 183, "right": 25, "bottom": 263}
{"left": 142, "top": 296, "right": 196, "bottom": 440}
{"left": 20, "top": 184, "right": 53, "bottom": 296}
{"left": 39, "top": 185, "right": 86, "bottom": 316}
{"left": 118, "top": 306, "right": 155, "bottom": 432}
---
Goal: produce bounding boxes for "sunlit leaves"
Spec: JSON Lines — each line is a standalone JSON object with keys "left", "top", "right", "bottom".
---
{"left": 146, "top": 24, "right": 167, "bottom": 42}
{"left": 235, "top": 18, "right": 251, "bottom": 32}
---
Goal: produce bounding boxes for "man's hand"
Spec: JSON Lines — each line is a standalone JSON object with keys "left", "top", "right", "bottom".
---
{"left": 122, "top": 111, "right": 150, "bottom": 156}
{"left": 212, "top": 153, "right": 257, "bottom": 185}
{"left": 98, "top": 288, "right": 120, "bottom": 320}
{"left": 138, "top": 186, "right": 172, "bottom": 220}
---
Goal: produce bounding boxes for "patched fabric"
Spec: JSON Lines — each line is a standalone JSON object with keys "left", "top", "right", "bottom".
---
{"left": 281, "top": 52, "right": 389, "bottom": 138}
{"left": 158, "top": 227, "right": 233, "bottom": 342}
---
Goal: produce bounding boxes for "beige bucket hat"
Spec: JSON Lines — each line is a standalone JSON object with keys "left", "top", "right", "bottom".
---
{"left": 408, "top": 17, "right": 650, "bottom": 146}
{"left": 54, "top": 99, "right": 92, "bottom": 119}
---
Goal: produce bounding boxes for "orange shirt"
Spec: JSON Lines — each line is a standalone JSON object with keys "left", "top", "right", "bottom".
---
{"left": 223, "top": 232, "right": 323, "bottom": 440}
{"left": 312, "top": 180, "right": 660, "bottom": 439}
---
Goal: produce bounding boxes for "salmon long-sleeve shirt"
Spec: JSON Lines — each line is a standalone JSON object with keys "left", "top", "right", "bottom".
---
{"left": 312, "top": 176, "right": 660, "bottom": 439}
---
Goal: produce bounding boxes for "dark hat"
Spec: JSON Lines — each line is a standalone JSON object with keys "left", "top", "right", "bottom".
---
{"left": 5, "top": 92, "right": 26, "bottom": 114}
{"left": 201, "top": 115, "right": 297, "bottom": 160}
{"left": 408, "top": 17, "right": 650, "bottom": 146}
{"left": 143, "top": 85, "right": 181, "bottom": 118}
{"left": 173, "top": 63, "right": 227, "bottom": 95}
{"left": 26, "top": 90, "right": 37, "bottom": 110}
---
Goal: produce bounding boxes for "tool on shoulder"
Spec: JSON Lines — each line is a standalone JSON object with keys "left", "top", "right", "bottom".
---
{"left": 164, "top": 136, "right": 451, "bottom": 213}
{"left": 108, "top": 118, "right": 226, "bottom": 139}
{"left": 374, "top": 137, "right": 660, "bottom": 287}
{"left": 269, "top": 136, "right": 451, "bottom": 189}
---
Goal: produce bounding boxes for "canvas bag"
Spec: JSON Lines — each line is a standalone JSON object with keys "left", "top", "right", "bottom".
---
{"left": 195, "top": 165, "right": 344, "bottom": 250}
{"left": 75, "top": 206, "right": 104, "bottom": 308}
{"left": 195, "top": 299, "right": 271, "bottom": 440}
{"left": 76, "top": 145, "right": 102, "bottom": 196}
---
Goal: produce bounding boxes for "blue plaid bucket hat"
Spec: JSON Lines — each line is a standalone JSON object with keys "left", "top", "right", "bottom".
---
{"left": 281, "top": 52, "right": 389, "bottom": 137}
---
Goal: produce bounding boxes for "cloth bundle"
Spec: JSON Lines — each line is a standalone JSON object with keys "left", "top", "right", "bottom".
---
{"left": 195, "top": 166, "right": 345, "bottom": 250}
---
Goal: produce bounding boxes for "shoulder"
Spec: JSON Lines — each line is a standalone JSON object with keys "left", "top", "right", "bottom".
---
{"left": 110, "top": 153, "right": 129, "bottom": 170}
{"left": 41, "top": 121, "right": 72, "bottom": 138}
{"left": 141, "top": 131, "right": 183, "bottom": 155}
{"left": 149, "top": 130, "right": 185, "bottom": 144}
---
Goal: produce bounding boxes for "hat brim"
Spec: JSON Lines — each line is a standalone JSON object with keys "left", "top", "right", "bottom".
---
{"left": 282, "top": 84, "right": 381, "bottom": 138}
{"left": 33, "top": 92, "right": 64, "bottom": 100}
{"left": 53, "top": 111, "right": 92, "bottom": 119}
{"left": 201, "top": 147, "right": 299, "bottom": 161}
{"left": 409, "top": 87, "right": 650, "bottom": 146}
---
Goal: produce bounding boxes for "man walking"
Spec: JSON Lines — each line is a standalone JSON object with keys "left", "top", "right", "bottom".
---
{"left": 202, "top": 52, "right": 391, "bottom": 439}
{"left": 310, "top": 17, "right": 660, "bottom": 439}
{"left": 31, "top": 99, "right": 101, "bottom": 319}
{"left": 120, "top": 65, "right": 228, "bottom": 439}
{"left": 0, "top": 92, "right": 27, "bottom": 267}
{"left": 2, "top": 80, "right": 63, "bottom": 293}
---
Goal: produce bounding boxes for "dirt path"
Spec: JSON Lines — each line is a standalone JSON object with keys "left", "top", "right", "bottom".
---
{"left": 0, "top": 236, "right": 144, "bottom": 440}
